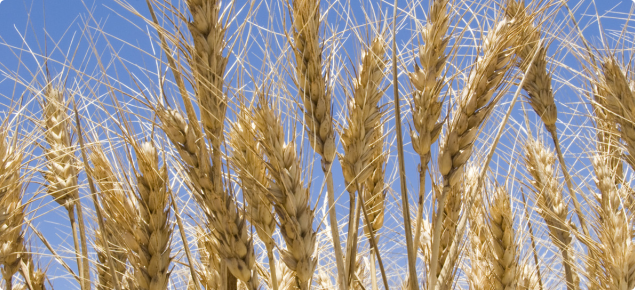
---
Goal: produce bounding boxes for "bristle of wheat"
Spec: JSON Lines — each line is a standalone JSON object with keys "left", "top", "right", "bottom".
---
{"left": 254, "top": 100, "right": 316, "bottom": 289}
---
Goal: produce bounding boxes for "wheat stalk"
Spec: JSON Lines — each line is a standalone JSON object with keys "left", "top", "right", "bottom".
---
{"left": 230, "top": 105, "right": 278, "bottom": 290}
{"left": 409, "top": 0, "right": 451, "bottom": 255}
{"left": 339, "top": 35, "right": 388, "bottom": 288}
{"left": 42, "top": 86, "right": 90, "bottom": 289}
{"left": 90, "top": 145, "right": 135, "bottom": 290}
{"left": 196, "top": 226, "right": 222, "bottom": 289}
{"left": 505, "top": 0, "right": 590, "bottom": 241}
{"left": 488, "top": 187, "right": 518, "bottom": 290}
{"left": 254, "top": 98, "right": 317, "bottom": 290}
{"left": 429, "top": 17, "right": 518, "bottom": 290}
{"left": 124, "top": 141, "right": 172, "bottom": 290}
{"left": 287, "top": 0, "right": 345, "bottom": 286}
{"left": 0, "top": 134, "right": 24, "bottom": 289}
{"left": 523, "top": 137, "right": 579, "bottom": 289}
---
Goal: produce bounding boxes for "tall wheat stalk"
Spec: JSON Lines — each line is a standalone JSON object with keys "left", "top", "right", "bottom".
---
{"left": 287, "top": 0, "right": 346, "bottom": 287}
{"left": 523, "top": 137, "right": 579, "bottom": 289}
{"left": 254, "top": 96, "right": 317, "bottom": 290}
{"left": 230, "top": 105, "right": 278, "bottom": 290}
{"left": 123, "top": 141, "right": 172, "bottom": 290}
{"left": 409, "top": 0, "right": 451, "bottom": 255}
{"left": 505, "top": 0, "right": 590, "bottom": 240}
{"left": 429, "top": 16, "right": 518, "bottom": 290}
{"left": 42, "top": 86, "right": 90, "bottom": 289}
{"left": 340, "top": 35, "right": 388, "bottom": 289}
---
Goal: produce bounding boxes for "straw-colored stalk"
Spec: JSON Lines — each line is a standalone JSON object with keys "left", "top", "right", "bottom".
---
{"left": 90, "top": 147, "right": 136, "bottom": 289}
{"left": 409, "top": 0, "right": 451, "bottom": 254}
{"left": 0, "top": 135, "right": 24, "bottom": 289}
{"left": 158, "top": 108, "right": 257, "bottom": 289}
{"left": 524, "top": 138, "right": 579, "bottom": 289}
{"left": 126, "top": 142, "right": 172, "bottom": 290}
{"left": 339, "top": 36, "right": 387, "bottom": 288}
{"left": 506, "top": 0, "right": 589, "bottom": 238}
{"left": 430, "top": 18, "right": 518, "bottom": 290}
{"left": 230, "top": 107, "right": 278, "bottom": 290}
{"left": 288, "top": 0, "right": 344, "bottom": 286}
{"left": 42, "top": 87, "right": 90, "bottom": 289}
{"left": 254, "top": 100, "right": 317, "bottom": 290}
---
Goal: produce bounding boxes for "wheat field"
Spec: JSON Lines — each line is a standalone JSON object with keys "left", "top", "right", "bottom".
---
{"left": 0, "top": 0, "right": 633, "bottom": 289}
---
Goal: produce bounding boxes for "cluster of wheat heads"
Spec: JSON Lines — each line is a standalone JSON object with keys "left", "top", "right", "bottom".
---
{"left": 4, "top": 0, "right": 635, "bottom": 289}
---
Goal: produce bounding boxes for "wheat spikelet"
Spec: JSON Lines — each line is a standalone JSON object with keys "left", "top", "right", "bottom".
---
{"left": 125, "top": 141, "right": 172, "bottom": 290}
{"left": 158, "top": 108, "right": 257, "bottom": 288}
{"left": 430, "top": 18, "right": 517, "bottom": 289}
{"left": 230, "top": 107, "right": 275, "bottom": 249}
{"left": 16, "top": 253, "right": 47, "bottom": 290}
{"left": 516, "top": 265, "right": 539, "bottom": 290}
{"left": 315, "top": 270, "right": 334, "bottom": 290}
{"left": 290, "top": 0, "right": 334, "bottom": 161}
{"left": 524, "top": 137, "right": 578, "bottom": 288}
{"left": 488, "top": 187, "right": 518, "bottom": 290}
{"left": 42, "top": 86, "right": 92, "bottom": 288}
{"left": 254, "top": 100, "right": 316, "bottom": 289}
{"left": 42, "top": 87, "right": 78, "bottom": 208}
{"left": 90, "top": 146, "right": 135, "bottom": 289}
{"left": 505, "top": 0, "right": 557, "bottom": 131}
{"left": 588, "top": 150, "right": 635, "bottom": 289}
